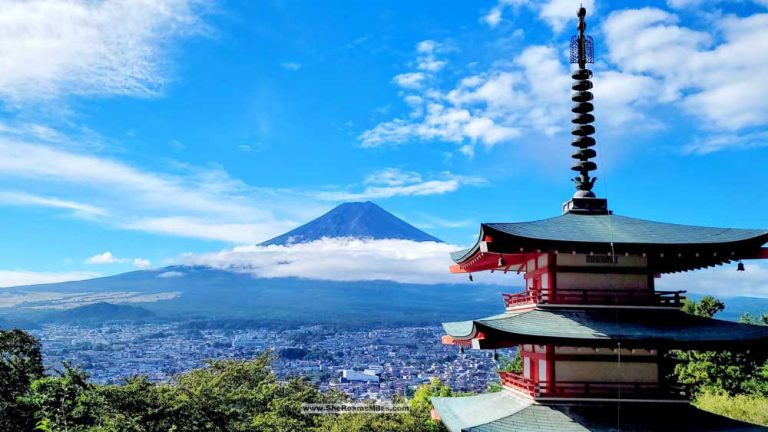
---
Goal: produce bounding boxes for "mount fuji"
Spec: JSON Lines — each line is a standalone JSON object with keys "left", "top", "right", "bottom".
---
{"left": 0, "top": 202, "right": 506, "bottom": 326}
{"left": 260, "top": 201, "right": 442, "bottom": 245}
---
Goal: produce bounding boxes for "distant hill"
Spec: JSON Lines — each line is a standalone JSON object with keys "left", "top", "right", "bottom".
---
{"left": 0, "top": 267, "right": 504, "bottom": 326}
{"left": 0, "top": 315, "right": 39, "bottom": 330}
{"left": 260, "top": 201, "right": 442, "bottom": 245}
{"left": 687, "top": 293, "right": 768, "bottom": 322}
{"left": 42, "top": 302, "right": 155, "bottom": 324}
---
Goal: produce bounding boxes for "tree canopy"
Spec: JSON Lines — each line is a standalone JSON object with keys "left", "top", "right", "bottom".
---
{"left": 0, "top": 329, "right": 447, "bottom": 432}
{"left": 675, "top": 296, "right": 768, "bottom": 396}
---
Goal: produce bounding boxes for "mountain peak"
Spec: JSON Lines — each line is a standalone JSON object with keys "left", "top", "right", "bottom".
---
{"left": 260, "top": 202, "right": 442, "bottom": 246}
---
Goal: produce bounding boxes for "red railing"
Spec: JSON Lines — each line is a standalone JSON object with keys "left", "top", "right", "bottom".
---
{"left": 655, "top": 290, "right": 687, "bottom": 306}
{"left": 499, "top": 371, "right": 537, "bottom": 395}
{"left": 501, "top": 291, "right": 540, "bottom": 308}
{"left": 502, "top": 289, "right": 685, "bottom": 308}
{"left": 498, "top": 371, "right": 690, "bottom": 400}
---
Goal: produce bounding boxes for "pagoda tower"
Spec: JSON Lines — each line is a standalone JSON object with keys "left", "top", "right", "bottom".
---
{"left": 431, "top": 7, "right": 768, "bottom": 432}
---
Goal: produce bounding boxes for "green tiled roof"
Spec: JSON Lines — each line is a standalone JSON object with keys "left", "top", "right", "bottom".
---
{"left": 452, "top": 213, "right": 768, "bottom": 265}
{"left": 432, "top": 392, "right": 767, "bottom": 432}
{"left": 430, "top": 392, "right": 530, "bottom": 432}
{"left": 487, "top": 213, "right": 768, "bottom": 245}
{"left": 442, "top": 307, "right": 768, "bottom": 348}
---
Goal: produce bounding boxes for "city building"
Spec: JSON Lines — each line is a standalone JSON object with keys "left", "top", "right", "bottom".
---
{"left": 341, "top": 369, "right": 381, "bottom": 383}
{"left": 431, "top": 7, "right": 768, "bottom": 431}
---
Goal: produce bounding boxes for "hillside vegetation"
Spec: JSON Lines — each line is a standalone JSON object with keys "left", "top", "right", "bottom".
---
{"left": 678, "top": 297, "right": 768, "bottom": 426}
{"left": 2, "top": 296, "right": 767, "bottom": 431}
{"left": 0, "top": 328, "right": 447, "bottom": 432}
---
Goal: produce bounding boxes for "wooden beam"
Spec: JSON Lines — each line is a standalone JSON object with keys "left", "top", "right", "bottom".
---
{"left": 744, "top": 248, "right": 768, "bottom": 260}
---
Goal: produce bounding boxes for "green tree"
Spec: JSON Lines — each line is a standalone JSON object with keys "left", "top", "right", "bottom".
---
{"left": 410, "top": 378, "right": 451, "bottom": 416}
{"left": 498, "top": 350, "right": 522, "bottom": 374}
{"left": 740, "top": 313, "right": 768, "bottom": 326}
{"left": 315, "top": 380, "right": 450, "bottom": 432}
{"left": 0, "top": 328, "right": 44, "bottom": 431}
{"left": 675, "top": 296, "right": 767, "bottom": 396}
{"left": 93, "top": 376, "right": 173, "bottom": 432}
{"left": 681, "top": 295, "right": 725, "bottom": 318}
{"left": 24, "top": 362, "right": 103, "bottom": 432}
{"left": 487, "top": 349, "right": 521, "bottom": 392}
{"left": 1, "top": 330, "right": 461, "bottom": 432}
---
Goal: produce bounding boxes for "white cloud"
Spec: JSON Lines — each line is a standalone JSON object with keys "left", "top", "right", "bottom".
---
{"left": 393, "top": 72, "right": 425, "bottom": 89}
{"left": 592, "top": 71, "right": 664, "bottom": 127}
{"left": 404, "top": 95, "right": 423, "bottom": 106}
{"left": 360, "top": 99, "right": 521, "bottom": 149}
{"left": 0, "top": 135, "right": 300, "bottom": 244}
{"left": 86, "top": 251, "right": 127, "bottom": 264}
{"left": 483, "top": 7, "right": 504, "bottom": 27}
{"left": 391, "top": 41, "right": 448, "bottom": 89}
{"left": 367, "top": 5, "right": 768, "bottom": 155}
{"left": 415, "top": 40, "right": 446, "bottom": 72}
{"left": 312, "top": 168, "right": 484, "bottom": 201}
{"left": 125, "top": 217, "right": 287, "bottom": 243}
{"left": 361, "top": 45, "right": 577, "bottom": 151}
{"left": 667, "top": 0, "right": 768, "bottom": 9}
{"left": 417, "top": 40, "right": 438, "bottom": 53}
{"left": 178, "top": 238, "right": 476, "bottom": 284}
{"left": 365, "top": 168, "right": 424, "bottom": 187}
{"left": 86, "top": 252, "right": 150, "bottom": 269}
{"left": 0, "top": 0, "right": 209, "bottom": 102}
{"left": 0, "top": 139, "right": 253, "bottom": 217}
{"left": 0, "top": 270, "right": 98, "bottom": 288}
{"left": 482, "top": 0, "right": 531, "bottom": 27}
{"left": 666, "top": 0, "right": 702, "bottom": 8}
{"left": 281, "top": 62, "right": 301, "bottom": 71}
{"left": 540, "top": 0, "right": 596, "bottom": 33}
{"left": 482, "top": 0, "right": 595, "bottom": 32}
{"left": 0, "top": 191, "right": 107, "bottom": 218}
{"left": 157, "top": 270, "right": 185, "bottom": 278}
{"left": 603, "top": 8, "right": 768, "bottom": 131}
{"left": 658, "top": 262, "right": 768, "bottom": 298}
{"left": 412, "top": 214, "right": 473, "bottom": 229}
{"left": 682, "top": 130, "right": 768, "bottom": 155}
{"left": 133, "top": 258, "right": 152, "bottom": 269}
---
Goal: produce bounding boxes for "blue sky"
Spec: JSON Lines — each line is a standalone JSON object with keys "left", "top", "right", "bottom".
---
{"left": 0, "top": 0, "right": 767, "bottom": 294}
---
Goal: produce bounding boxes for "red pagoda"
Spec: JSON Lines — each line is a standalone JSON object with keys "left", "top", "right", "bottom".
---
{"left": 431, "top": 7, "right": 768, "bottom": 432}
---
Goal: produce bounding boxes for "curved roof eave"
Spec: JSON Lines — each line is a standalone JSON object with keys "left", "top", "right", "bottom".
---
{"left": 451, "top": 213, "right": 768, "bottom": 265}
{"left": 442, "top": 308, "right": 768, "bottom": 348}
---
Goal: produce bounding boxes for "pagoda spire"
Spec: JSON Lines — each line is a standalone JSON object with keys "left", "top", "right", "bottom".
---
{"left": 563, "top": 6, "right": 607, "bottom": 214}
{"left": 571, "top": 6, "right": 596, "bottom": 197}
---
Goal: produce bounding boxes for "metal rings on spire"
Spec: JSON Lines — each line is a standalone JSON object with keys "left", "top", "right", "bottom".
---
{"left": 569, "top": 7, "right": 597, "bottom": 198}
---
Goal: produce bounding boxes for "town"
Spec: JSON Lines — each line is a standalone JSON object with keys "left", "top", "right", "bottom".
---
{"left": 31, "top": 322, "right": 497, "bottom": 401}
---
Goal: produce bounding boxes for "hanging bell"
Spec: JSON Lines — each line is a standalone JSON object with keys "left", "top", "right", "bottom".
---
{"left": 469, "top": 273, "right": 474, "bottom": 282}
{"left": 737, "top": 261, "right": 745, "bottom": 272}
{"left": 459, "top": 346, "right": 465, "bottom": 354}
{"left": 498, "top": 255, "right": 505, "bottom": 267}
{"left": 492, "top": 350, "right": 499, "bottom": 362}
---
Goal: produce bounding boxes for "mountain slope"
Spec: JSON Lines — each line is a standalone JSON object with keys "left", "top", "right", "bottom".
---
{"left": 0, "top": 266, "right": 504, "bottom": 326}
{"left": 3, "top": 268, "right": 767, "bottom": 326}
{"left": 42, "top": 302, "right": 155, "bottom": 323}
{"left": 260, "top": 201, "right": 442, "bottom": 245}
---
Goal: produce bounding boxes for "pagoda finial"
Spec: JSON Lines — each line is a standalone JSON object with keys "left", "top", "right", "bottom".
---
{"left": 563, "top": 7, "right": 608, "bottom": 215}
{"left": 569, "top": 6, "right": 597, "bottom": 198}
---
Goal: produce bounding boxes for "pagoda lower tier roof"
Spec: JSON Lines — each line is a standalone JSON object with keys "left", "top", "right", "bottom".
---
{"left": 431, "top": 391, "right": 766, "bottom": 431}
{"left": 451, "top": 213, "right": 768, "bottom": 273}
{"left": 442, "top": 307, "right": 768, "bottom": 350}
